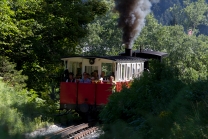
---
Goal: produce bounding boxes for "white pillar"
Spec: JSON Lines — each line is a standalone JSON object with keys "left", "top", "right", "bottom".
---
{"left": 98, "top": 61, "right": 101, "bottom": 78}
{"left": 115, "top": 63, "right": 119, "bottom": 81}
{"left": 142, "top": 62, "right": 144, "bottom": 72}
{"left": 124, "top": 64, "right": 126, "bottom": 80}
{"left": 130, "top": 63, "right": 132, "bottom": 80}
{"left": 126, "top": 64, "right": 129, "bottom": 80}
{"left": 120, "top": 64, "right": 123, "bottom": 80}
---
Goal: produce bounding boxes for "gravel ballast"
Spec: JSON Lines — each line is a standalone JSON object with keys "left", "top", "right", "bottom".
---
{"left": 25, "top": 124, "right": 102, "bottom": 139}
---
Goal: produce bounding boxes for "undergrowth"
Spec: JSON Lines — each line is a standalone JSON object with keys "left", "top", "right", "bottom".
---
{"left": 99, "top": 61, "right": 208, "bottom": 139}
{"left": 0, "top": 79, "right": 58, "bottom": 139}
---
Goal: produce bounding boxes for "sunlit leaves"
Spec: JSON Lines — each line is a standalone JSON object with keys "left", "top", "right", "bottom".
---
{"left": 78, "top": 0, "right": 123, "bottom": 56}
{"left": 135, "top": 13, "right": 208, "bottom": 84}
{"left": 168, "top": 0, "right": 208, "bottom": 31}
{"left": 183, "top": 0, "right": 208, "bottom": 28}
{"left": 0, "top": 0, "right": 108, "bottom": 90}
{"left": 0, "top": 56, "right": 27, "bottom": 89}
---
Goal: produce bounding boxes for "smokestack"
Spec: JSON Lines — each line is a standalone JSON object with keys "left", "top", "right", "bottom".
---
{"left": 122, "top": 44, "right": 132, "bottom": 56}
{"left": 125, "top": 48, "right": 132, "bottom": 56}
{"left": 114, "top": 0, "right": 159, "bottom": 49}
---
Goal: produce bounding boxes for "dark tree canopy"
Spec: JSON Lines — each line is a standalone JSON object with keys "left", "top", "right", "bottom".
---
{"left": 0, "top": 0, "right": 108, "bottom": 90}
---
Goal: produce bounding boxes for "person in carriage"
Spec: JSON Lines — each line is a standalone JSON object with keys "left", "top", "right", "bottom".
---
{"left": 79, "top": 72, "right": 91, "bottom": 83}
{"left": 66, "top": 72, "right": 76, "bottom": 83}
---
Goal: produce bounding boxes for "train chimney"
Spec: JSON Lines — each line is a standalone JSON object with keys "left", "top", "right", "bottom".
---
{"left": 122, "top": 44, "right": 132, "bottom": 56}
{"left": 125, "top": 48, "right": 132, "bottom": 56}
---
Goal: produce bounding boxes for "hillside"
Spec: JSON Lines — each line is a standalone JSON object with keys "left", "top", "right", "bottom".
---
{"left": 151, "top": 0, "right": 208, "bottom": 35}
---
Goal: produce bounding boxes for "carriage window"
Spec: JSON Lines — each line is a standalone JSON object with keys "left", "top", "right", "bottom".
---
{"left": 132, "top": 64, "right": 135, "bottom": 78}
{"left": 101, "top": 63, "right": 113, "bottom": 78}
{"left": 69, "top": 62, "right": 82, "bottom": 79}
{"left": 85, "top": 66, "right": 98, "bottom": 76}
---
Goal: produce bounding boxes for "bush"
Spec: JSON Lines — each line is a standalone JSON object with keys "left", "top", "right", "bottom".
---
{"left": 0, "top": 80, "right": 54, "bottom": 139}
{"left": 99, "top": 61, "right": 208, "bottom": 139}
{"left": 99, "top": 61, "right": 182, "bottom": 124}
{"left": 0, "top": 56, "right": 27, "bottom": 89}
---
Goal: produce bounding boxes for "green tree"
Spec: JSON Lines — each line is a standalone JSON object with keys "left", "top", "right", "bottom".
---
{"left": 99, "top": 61, "right": 208, "bottom": 139}
{"left": 168, "top": 0, "right": 208, "bottom": 32}
{"left": 98, "top": 2, "right": 208, "bottom": 138}
{"left": 183, "top": 0, "right": 208, "bottom": 29}
{"left": 0, "top": 0, "right": 19, "bottom": 56}
{"left": 135, "top": 14, "right": 208, "bottom": 83}
{"left": 0, "top": 56, "right": 27, "bottom": 89}
{"left": 134, "top": 14, "right": 167, "bottom": 51}
{"left": 78, "top": 0, "right": 123, "bottom": 56}
{"left": 0, "top": 0, "right": 108, "bottom": 91}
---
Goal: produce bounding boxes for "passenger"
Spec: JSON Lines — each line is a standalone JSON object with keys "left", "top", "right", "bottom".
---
{"left": 100, "top": 71, "right": 107, "bottom": 80}
{"left": 86, "top": 73, "right": 90, "bottom": 79}
{"left": 66, "top": 72, "right": 76, "bottom": 83}
{"left": 99, "top": 77, "right": 103, "bottom": 83}
{"left": 63, "top": 69, "right": 69, "bottom": 82}
{"left": 79, "top": 72, "right": 91, "bottom": 83}
{"left": 91, "top": 77, "right": 95, "bottom": 83}
{"left": 109, "top": 76, "right": 116, "bottom": 93}
{"left": 93, "top": 71, "right": 99, "bottom": 80}
{"left": 100, "top": 71, "right": 105, "bottom": 77}
{"left": 76, "top": 73, "right": 82, "bottom": 79}
{"left": 109, "top": 76, "right": 116, "bottom": 85}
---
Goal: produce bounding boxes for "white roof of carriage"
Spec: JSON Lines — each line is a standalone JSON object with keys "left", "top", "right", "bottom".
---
{"left": 61, "top": 56, "right": 147, "bottom": 62}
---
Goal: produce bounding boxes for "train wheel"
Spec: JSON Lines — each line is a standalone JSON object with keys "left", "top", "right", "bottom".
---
{"left": 79, "top": 103, "right": 89, "bottom": 113}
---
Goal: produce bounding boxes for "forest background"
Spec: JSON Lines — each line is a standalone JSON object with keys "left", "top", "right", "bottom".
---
{"left": 0, "top": 0, "right": 208, "bottom": 138}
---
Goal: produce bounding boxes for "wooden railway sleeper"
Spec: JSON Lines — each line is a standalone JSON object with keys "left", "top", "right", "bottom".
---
{"left": 45, "top": 123, "right": 89, "bottom": 139}
{"left": 73, "top": 127, "right": 98, "bottom": 139}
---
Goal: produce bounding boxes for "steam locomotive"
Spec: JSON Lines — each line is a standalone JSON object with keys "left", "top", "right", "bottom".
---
{"left": 59, "top": 48, "right": 167, "bottom": 114}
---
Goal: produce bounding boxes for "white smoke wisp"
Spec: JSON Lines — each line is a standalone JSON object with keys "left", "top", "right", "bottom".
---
{"left": 150, "top": 0, "right": 160, "bottom": 3}
{"left": 114, "top": 0, "right": 159, "bottom": 48}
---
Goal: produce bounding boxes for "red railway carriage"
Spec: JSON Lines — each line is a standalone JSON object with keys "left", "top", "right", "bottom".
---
{"left": 60, "top": 55, "right": 146, "bottom": 113}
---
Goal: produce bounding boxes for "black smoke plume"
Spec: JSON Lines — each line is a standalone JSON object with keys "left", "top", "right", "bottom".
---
{"left": 114, "top": 0, "right": 159, "bottom": 48}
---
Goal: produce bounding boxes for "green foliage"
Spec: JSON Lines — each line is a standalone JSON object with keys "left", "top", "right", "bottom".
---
{"left": 99, "top": 61, "right": 208, "bottom": 139}
{"left": 0, "top": 56, "right": 27, "bottom": 89}
{"left": 167, "top": 0, "right": 208, "bottom": 31}
{"left": 0, "top": 0, "right": 108, "bottom": 93}
{"left": 99, "top": 120, "right": 139, "bottom": 139}
{"left": 0, "top": 0, "right": 208, "bottom": 138}
{"left": 135, "top": 13, "right": 166, "bottom": 50}
{"left": 0, "top": 80, "right": 53, "bottom": 139}
{"left": 135, "top": 14, "right": 208, "bottom": 84}
{"left": 0, "top": 56, "right": 60, "bottom": 138}
{"left": 78, "top": 0, "right": 123, "bottom": 56}
{"left": 183, "top": 0, "right": 208, "bottom": 28}
{"left": 0, "top": 0, "right": 18, "bottom": 46}
{"left": 99, "top": 61, "right": 181, "bottom": 123}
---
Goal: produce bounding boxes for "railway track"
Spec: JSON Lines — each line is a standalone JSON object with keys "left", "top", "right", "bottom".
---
{"left": 45, "top": 123, "right": 99, "bottom": 139}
